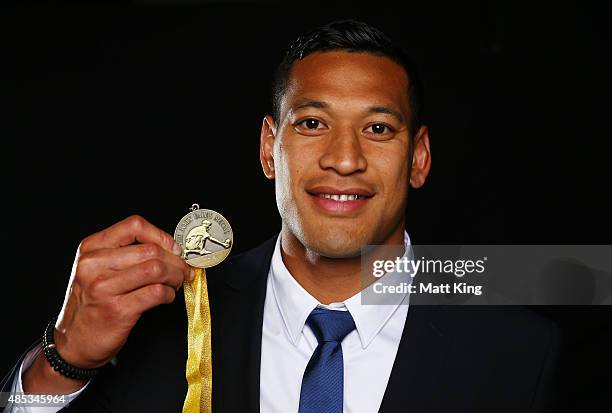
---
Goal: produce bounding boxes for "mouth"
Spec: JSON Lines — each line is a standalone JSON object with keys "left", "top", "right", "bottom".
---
{"left": 306, "top": 186, "right": 374, "bottom": 214}
{"left": 316, "top": 193, "right": 367, "bottom": 201}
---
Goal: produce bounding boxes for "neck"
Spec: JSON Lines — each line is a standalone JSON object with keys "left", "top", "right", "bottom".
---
{"left": 280, "top": 224, "right": 405, "bottom": 304}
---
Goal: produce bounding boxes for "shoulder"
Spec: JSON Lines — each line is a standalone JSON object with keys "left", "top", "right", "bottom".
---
{"left": 424, "top": 305, "right": 560, "bottom": 390}
{"left": 413, "top": 306, "right": 560, "bottom": 411}
{"left": 433, "top": 306, "right": 559, "bottom": 352}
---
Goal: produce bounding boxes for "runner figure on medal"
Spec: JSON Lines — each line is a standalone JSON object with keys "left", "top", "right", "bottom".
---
{"left": 174, "top": 204, "right": 234, "bottom": 269}
{"left": 182, "top": 219, "right": 231, "bottom": 258}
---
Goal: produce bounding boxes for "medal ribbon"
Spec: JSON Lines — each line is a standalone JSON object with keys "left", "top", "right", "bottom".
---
{"left": 183, "top": 267, "right": 212, "bottom": 413}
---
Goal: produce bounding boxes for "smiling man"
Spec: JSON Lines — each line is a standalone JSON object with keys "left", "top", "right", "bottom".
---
{"left": 2, "top": 20, "right": 558, "bottom": 413}
{"left": 261, "top": 42, "right": 429, "bottom": 305}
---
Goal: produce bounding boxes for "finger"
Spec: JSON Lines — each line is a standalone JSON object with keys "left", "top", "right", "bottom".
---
{"left": 81, "top": 215, "right": 181, "bottom": 255}
{"left": 80, "top": 243, "right": 190, "bottom": 273}
{"left": 119, "top": 284, "right": 176, "bottom": 316}
{"left": 102, "top": 259, "right": 190, "bottom": 295}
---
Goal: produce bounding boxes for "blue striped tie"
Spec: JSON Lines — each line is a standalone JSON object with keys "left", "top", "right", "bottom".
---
{"left": 298, "top": 308, "right": 356, "bottom": 413}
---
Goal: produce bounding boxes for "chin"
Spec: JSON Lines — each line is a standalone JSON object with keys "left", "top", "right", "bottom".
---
{"left": 301, "top": 225, "right": 369, "bottom": 259}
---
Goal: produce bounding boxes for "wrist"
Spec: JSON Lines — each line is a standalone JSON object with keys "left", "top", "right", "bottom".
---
{"left": 53, "top": 326, "right": 97, "bottom": 369}
{"left": 42, "top": 318, "right": 100, "bottom": 380}
{"left": 43, "top": 317, "right": 103, "bottom": 381}
{"left": 23, "top": 351, "right": 88, "bottom": 394}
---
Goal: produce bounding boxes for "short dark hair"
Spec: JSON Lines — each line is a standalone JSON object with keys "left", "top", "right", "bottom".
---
{"left": 271, "top": 19, "right": 424, "bottom": 137}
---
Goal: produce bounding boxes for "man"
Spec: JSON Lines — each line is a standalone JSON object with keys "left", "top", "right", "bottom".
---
{"left": 2, "top": 20, "right": 558, "bottom": 412}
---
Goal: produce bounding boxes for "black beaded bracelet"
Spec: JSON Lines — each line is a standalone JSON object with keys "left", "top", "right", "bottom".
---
{"left": 42, "top": 317, "right": 101, "bottom": 380}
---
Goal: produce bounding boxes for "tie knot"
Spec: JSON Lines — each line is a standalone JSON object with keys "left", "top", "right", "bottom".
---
{"left": 306, "top": 308, "right": 356, "bottom": 343}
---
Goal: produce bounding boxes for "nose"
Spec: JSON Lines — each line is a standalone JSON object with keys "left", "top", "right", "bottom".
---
{"left": 319, "top": 127, "right": 367, "bottom": 176}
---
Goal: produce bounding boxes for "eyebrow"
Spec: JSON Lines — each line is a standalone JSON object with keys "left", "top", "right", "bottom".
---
{"left": 292, "top": 100, "right": 329, "bottom": 111}
{"left": 291, "top": 100, "right": 405, "bottom": 125}
{"left": 367, "top": 106, "right": 405, "bottom": 125}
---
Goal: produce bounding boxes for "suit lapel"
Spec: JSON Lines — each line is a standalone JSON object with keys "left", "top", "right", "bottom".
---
{"left": 208, "top": 236, "right": 276, "bottom": 413}
{"left": 379, "top": 304, "right": 452, "bottom": 413}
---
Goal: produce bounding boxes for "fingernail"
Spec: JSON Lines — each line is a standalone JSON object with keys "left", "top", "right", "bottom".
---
{"left": 172, "top": 242, "right": 183, "bottom": 256}
{"left": 188, "top": 269, "right": 195, "bottom": 281}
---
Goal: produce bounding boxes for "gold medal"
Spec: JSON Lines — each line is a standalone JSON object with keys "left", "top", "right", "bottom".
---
{"left": 175, "top": 203, "right": 233, "bottom": 413}
{"left": 174, "top": 203, "right": 233, "bottom": 268}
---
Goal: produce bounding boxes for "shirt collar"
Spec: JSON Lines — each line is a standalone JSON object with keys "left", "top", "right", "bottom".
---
{"left": 269, "top": 232, "right": 412, "bottom": 349}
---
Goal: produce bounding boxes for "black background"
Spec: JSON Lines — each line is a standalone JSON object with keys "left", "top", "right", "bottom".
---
{"left": 4, "top": 0, "right": 612, "bottom": 410}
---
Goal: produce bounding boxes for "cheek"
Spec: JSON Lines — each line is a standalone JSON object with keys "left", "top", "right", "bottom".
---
{"left": 274, "top": 144, "right": 292, "bottom": 207}
{"left": 371, "top": 146, "right": 410, "bottom": 194}
{"left": 392, "top": 159, "right": 410, "bottom": 191}
{"left": 273, "top": 137, "right": 310, "bottom": 213}
{"left": 370, "top": 149, "right": 410, "bottom": 222}
{"left": 275, "top": 134, "right": 319, "bottom": 188}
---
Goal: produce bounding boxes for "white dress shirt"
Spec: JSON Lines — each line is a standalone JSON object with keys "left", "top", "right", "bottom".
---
{"left": 4, "top": 233, "right": 412, "bottom": 413}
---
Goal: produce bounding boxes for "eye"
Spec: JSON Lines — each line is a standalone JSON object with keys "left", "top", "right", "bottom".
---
{"left": 365, "top": 123, "right": 393, "bottom": 134}
{"left": 298, "top": 119, "right": 323, "bottom": 129}
{"left": 294, "top": 118, "right": 328, "bottom": 135}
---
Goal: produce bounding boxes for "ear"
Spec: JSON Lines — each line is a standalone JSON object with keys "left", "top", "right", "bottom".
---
{"left": 260, "top": 115, "right": 277, "bottom": 180}
{"left": 409, "top": 125, "right": 431, "bottom": 188}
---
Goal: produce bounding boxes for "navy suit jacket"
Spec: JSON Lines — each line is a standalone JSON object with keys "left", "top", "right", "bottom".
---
{"left": 2, "top": 236, "right": 559, "bottom": 412}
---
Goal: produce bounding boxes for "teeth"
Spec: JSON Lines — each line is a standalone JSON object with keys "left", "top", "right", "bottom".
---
{"left": 318, "top": 194, "right": 363, "bottom": 201}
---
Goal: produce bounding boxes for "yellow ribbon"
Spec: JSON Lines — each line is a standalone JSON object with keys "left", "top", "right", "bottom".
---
{"left": 183, "top": 267, "right": 212, "bottom": 413}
